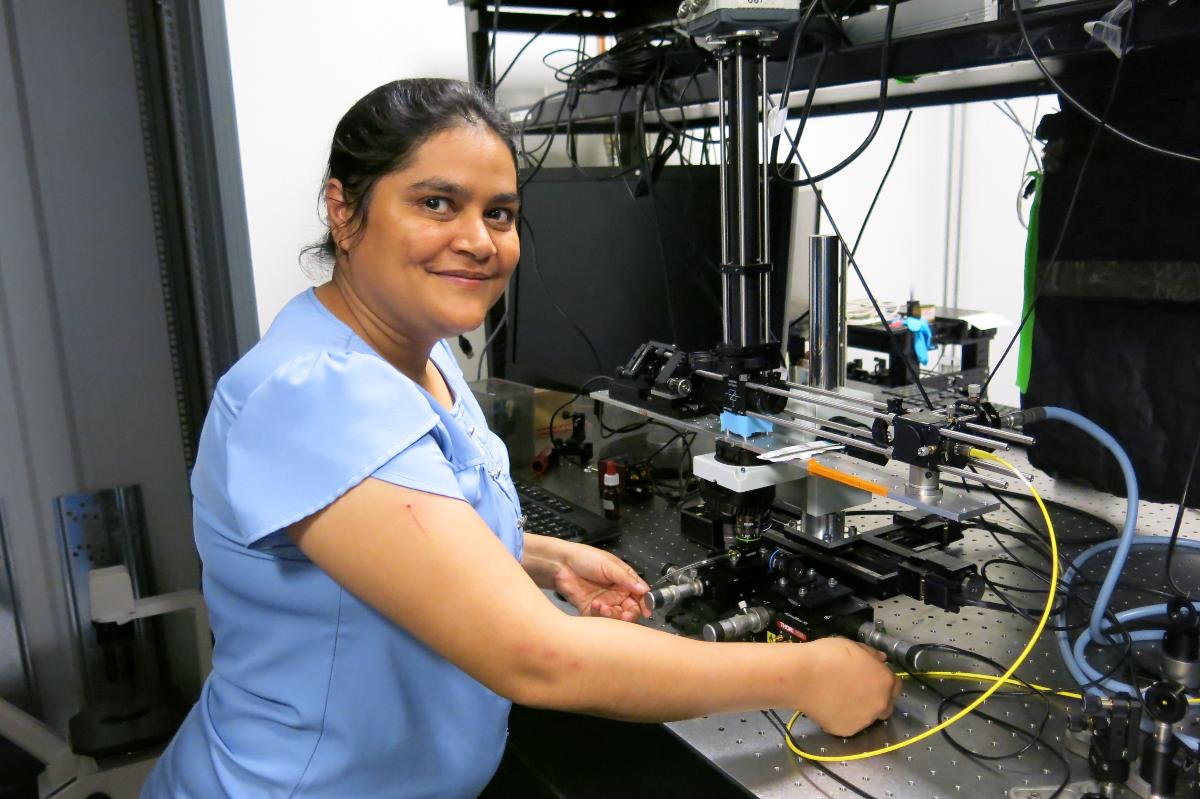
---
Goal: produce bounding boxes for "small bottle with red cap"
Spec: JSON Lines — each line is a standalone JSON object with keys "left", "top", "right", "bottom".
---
{"left": 600, "top": 461, "right": 622, "bottom": 521}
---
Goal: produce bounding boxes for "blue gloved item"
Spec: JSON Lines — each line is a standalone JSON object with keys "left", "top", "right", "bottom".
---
{"left": 903, "top": 316, "right": 934, "bottom": 365}
{"left": 720, "top": 411, "right": 773, "bottom": 438}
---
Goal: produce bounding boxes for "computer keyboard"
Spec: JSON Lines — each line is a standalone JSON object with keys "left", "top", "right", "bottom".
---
{"left": 513, "top": 477, "right": 620, "bottom": 545}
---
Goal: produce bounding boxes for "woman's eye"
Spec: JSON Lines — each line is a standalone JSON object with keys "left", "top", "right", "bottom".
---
{"left": 423, "top": 197, "right": 451, "bottom": 212}
{"left": 487, "top": 208, "right": 515, "bottom": 224}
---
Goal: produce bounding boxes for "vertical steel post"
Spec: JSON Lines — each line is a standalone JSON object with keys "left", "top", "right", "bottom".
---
{"left": 807, "top": 234, "right": 847, "bottom": 391}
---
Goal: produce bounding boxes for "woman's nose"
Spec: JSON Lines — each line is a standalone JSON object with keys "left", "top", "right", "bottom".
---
{"left": 451, "top": 216, "right": 498, "bottom": 260}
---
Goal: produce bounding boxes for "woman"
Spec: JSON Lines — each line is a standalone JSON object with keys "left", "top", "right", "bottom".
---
{"left": 142, "top": 78, "right": 899, "bottom": 798}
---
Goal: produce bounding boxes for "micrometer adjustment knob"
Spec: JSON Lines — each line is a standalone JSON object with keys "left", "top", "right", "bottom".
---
{"left": 702, "top": 606, "right": 771, "bottom": 642}
{"left": 645, "top": 577, "right": 704, "bottom": 613}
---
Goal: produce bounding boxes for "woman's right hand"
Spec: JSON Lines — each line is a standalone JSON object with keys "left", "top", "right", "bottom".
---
{"left": 795, "top": 637, "right": 902, "bottom": 737}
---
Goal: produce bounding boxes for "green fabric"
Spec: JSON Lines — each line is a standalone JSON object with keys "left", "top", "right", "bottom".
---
{"left": 1016, "top": 171, "right": 1042, "bottom": 394}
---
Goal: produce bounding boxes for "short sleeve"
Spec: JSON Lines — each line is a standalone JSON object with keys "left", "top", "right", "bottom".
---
{"left": 225, "top": 350, "right": 441, "bottom": 545}
{"left": 371, "top": 435, "right": 466, "bottom": 501}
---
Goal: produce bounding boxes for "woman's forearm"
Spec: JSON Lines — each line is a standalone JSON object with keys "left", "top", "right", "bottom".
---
{"left": 513, "top": 614, "right": 813, "bottom": 722}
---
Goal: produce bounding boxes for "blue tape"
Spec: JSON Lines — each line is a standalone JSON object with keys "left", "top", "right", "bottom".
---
{"left": 720, "top": 411, "right": 773, "bottom": 438}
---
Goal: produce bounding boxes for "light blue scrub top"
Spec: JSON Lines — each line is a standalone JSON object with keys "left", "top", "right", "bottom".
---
{"left": 143, "top": 289, "right": 524, "bottom": 798}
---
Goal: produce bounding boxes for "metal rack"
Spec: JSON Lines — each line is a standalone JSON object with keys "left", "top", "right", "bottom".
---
{"left": 457, "top": 1, "right": 1200, "bottom": 133}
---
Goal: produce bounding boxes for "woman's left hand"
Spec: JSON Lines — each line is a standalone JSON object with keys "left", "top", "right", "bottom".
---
{"left": 553, "top": 542, "right": 651, "bottom": 622}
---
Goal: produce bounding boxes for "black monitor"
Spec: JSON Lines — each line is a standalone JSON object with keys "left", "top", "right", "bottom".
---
{"left": 494, "top": 166, "right": 795, "bottom": 392}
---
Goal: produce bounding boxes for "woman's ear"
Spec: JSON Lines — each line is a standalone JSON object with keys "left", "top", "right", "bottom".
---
{"left": 324, "top": 179, "right": 352, "bottom": 252}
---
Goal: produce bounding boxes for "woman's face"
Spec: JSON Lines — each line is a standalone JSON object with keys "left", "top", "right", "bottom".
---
{"left": 331, "top": 124, "right": 520, "bottom": 343}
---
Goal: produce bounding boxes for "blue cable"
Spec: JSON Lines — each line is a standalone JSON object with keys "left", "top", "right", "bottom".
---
{"left": 1053, "top": 538, "right": 1200, "bottom": 749}
{"left": 1042, "top": 407, "right": 1140, "bottom": 643}
{"left": 1066, "top": 601, "right": 1200, "bottom": 750}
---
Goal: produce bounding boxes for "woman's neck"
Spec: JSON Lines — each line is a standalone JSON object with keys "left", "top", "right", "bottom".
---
{"left": 314, "top": 275, "right": 433, "bottom": 384}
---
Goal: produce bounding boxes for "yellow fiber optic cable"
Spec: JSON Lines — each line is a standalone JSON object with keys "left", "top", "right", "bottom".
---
{"left": 899, "top": 671, "right": 1083, "bottom": 700}
{"left": 784, "top": 449, "right": 1057, "bottom": 762}
{"left": 895, "top": 671, "right": 1200, "bottom": 705}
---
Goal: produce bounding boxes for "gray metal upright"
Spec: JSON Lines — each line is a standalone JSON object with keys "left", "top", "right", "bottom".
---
{"left": 807, "top": 234, "right": 847, "bottom": 391}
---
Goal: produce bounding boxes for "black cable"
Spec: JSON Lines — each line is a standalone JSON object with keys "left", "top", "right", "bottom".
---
{"left": 956, "top": 480, "right": 1117, "bottom": 544}
{"left": 596, "top": 403, "right": 650, "bottom": 437}
{"left": 1165, "top": 424, "right": 1200, "bottom": 600}
{"left": 818, "top": 0, "right": 852, "bottom": 46}
{"left": 650, "top": 58, "right": 713, "bottom": 146}
{"left": 963, "top": 484, "right": 1143, "bottom": 692}
{"left": 488, "top": 1, "right": 500, "bottom": 93}
{"left": 774, "top": 0, "right": 824, "bottom": 135}
{"left": 981, "top": 1, "right": 1133, "bottom": 395}
{"left": 519, "top": 216, "right": 602, "bottom": 372}
{"left": 547, "top": 375, "right": 612, "bottom": 454}
{"left": 494, "top": 11, "right": 583, "bottom": 90}
{"left": 1012, "top": 0, "right": 1200, "bottom": 165}
{"left": 518, "top": 90, "right": 572, "bottom": 190}
{"left": 476, "top": 309, "right": 508, "bottom": 382}
{"left": 851, "top": 110, "right": 912, "bottom": 257}
{"left": 771, "top": 42, "right": 829, "bottom": 181}
{"left": 905, "top": 646, "right": 1069, "bottom": 791}
{"left": 773, "top": 0, "right": 898, "bottom": 187}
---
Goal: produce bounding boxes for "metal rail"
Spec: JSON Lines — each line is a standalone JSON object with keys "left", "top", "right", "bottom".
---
{"left": 747, "top": 411, "right": 892, "bottom": 458}
{"left": 963, "top": 422, "right": 1035, "bottom": 447}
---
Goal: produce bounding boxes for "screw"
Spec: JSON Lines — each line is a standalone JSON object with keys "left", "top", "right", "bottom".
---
{"left": 827, "top": 577, "right": 838, "bottom": 588}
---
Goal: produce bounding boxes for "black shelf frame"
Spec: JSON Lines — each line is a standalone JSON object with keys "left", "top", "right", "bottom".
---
{"left": 460, "top": 1, "right": 1200, "bottom": 133}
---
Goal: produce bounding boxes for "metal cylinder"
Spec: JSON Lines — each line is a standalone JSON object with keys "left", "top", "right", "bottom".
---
{"left": 858, "top": 621, "right": 924, "bottom": 671}
{"left": 808, "top": 235, "right": 847, "bottom": 391}
{"left": 716, "top": 58, "right": 731, "bottom": 344}
{"left": 906, "top": 463, "right": 942, "bottom": 500}
{"left": 645, "top": 577, "right": 704, "bottom": 613}
{"left": 759, "top": 53, "right": 771, "bottom": 344}
{"left": 702, "top": 606, "right": 771, "bottom": 642}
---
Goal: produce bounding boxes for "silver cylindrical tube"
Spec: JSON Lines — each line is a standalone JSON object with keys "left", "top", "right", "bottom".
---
{"left": 962, "top": 422, "right": 1035, "bottom": 447}
{"left": 808, "top": 235, "right": 846, "bottom": 391}
{"left": 966, "top": 457, "right": 1032, "bottom": 483}
{"left": 781, "top": 409, "right": 872, "bottom": 438}
{"left": 939, "top": 427, "right": 1011, "bottom": 451}
{"left": 760, "top": 54, "right": 771, "bottom": 344}
{"left": 645, "top": 577, "right": 704, "bottom": 613}
{"left": 784, "top": 380, "right": 889, "bottom": 410}
{"left": 747, "top": 411, "right": 892, "bottom": 457}
{"left": 734, "top": 49, "right": 748, "bottom": 346}
{"left": 906, "top": 463, "right": 942, "bottom": 499}
{"left": 938, "top": 464, "right": 1009, "bottom": 490}
{"left": 747, "top": 382, "right": 892, "bottom": 422}
{"left": 717, "top": 58, "right": 730, "bottom": 344}
{"left": 702, "top": 606, "right": 771, "bottom": 642}
{"left": 858, "top": 621, "right": 924, "bottom": 671}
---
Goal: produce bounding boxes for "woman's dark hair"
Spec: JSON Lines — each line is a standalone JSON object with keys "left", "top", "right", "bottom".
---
{"left": 302, "top": 78, "right": 517, "bottom": 269}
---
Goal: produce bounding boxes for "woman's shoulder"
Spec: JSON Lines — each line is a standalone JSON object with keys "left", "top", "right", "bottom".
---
{"left": 215, "top": 290, "right": 406, "bottom": 417}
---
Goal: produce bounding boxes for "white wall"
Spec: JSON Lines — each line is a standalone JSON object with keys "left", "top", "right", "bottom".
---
{"left": 799, "top": 96, "right": 1053, "bottom": 407}
{"left": 224, "top": 0, "right": 585, "bottom": 376}
{"left": 225, "top": 2, "right": 1052, "bottom": 404}
{"left": 224, "top": 1, "right": 467, "bottom": 337}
